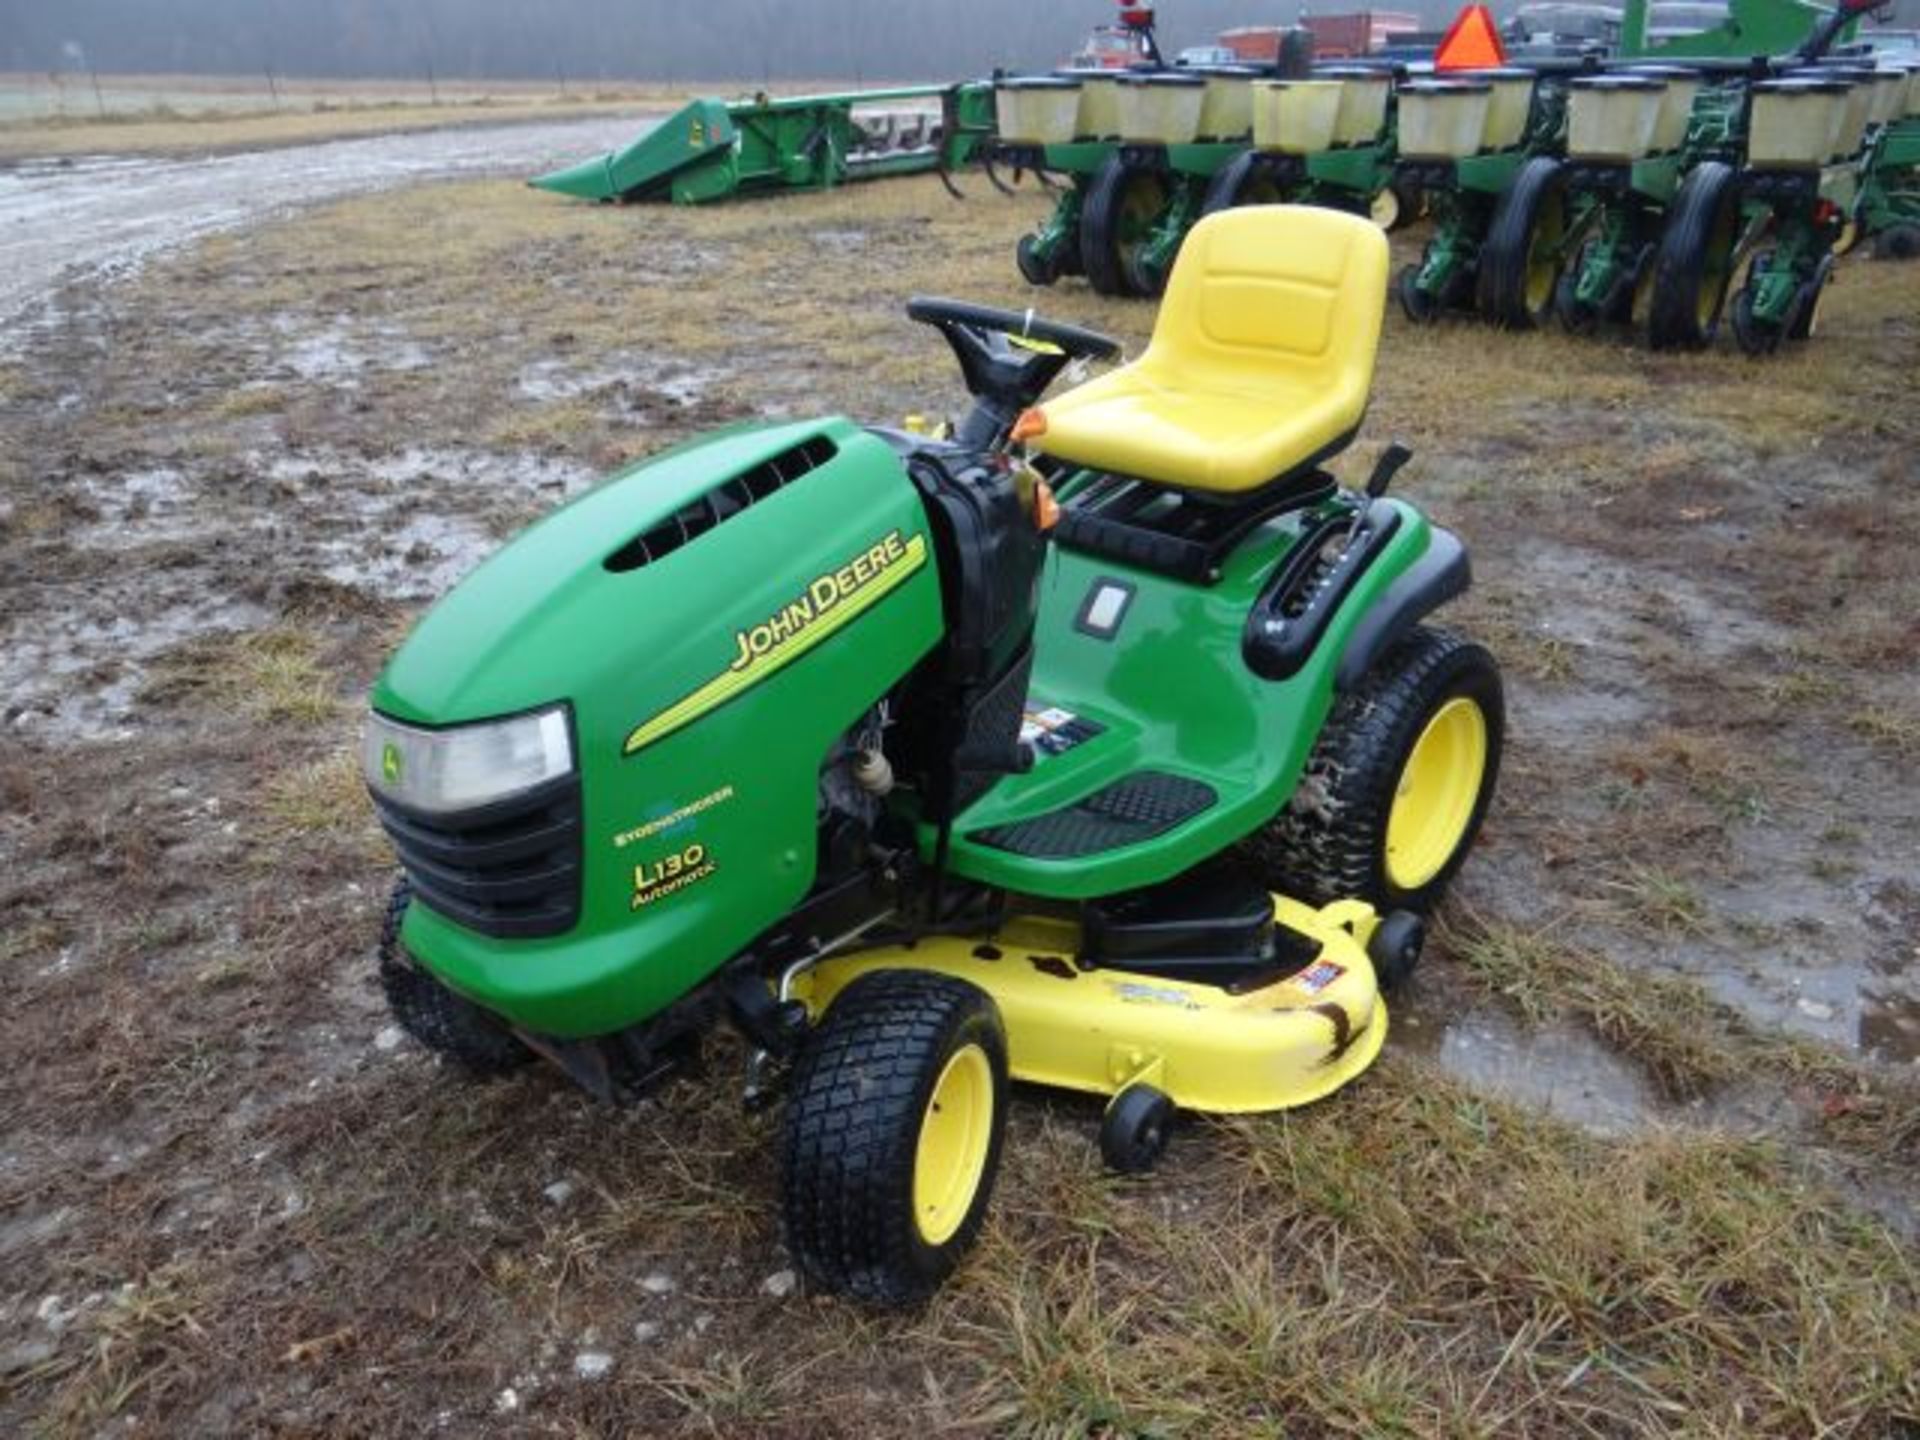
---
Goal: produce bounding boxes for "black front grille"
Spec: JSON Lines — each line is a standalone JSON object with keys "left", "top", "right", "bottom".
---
{"left": 370, "top": 775, "right": 583, "bottom": 939}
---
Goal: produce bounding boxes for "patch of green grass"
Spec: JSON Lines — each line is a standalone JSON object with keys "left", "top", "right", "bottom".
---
{"left": 144, "top": 627, "right": 340, "bottom": 725}
{"left": 1595, "top": 861, "right": 1711, "bottom": 938}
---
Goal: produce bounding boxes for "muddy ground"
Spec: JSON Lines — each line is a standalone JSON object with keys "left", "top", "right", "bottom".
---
{"left": 1, "top": 154, "right": 1917, "bottom": 1436}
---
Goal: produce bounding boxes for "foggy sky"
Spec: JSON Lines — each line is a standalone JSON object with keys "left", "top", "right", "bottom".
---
{"left": 4, "top": 0, "right": 1916, "bottom": 81}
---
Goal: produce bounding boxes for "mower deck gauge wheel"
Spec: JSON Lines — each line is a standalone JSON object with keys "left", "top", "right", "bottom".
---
{"left": 1101, "top": 1084, "right": 1175, "bottom": 1174}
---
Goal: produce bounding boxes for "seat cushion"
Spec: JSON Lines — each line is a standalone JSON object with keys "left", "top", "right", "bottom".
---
{"left": 1027, "top": 368, "right": 1359, "bottom": 494}
{"left": 1031, "top": 206, "right": 1388, "bottom": 494}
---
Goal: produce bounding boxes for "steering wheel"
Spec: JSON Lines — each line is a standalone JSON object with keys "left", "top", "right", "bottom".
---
{"left": 906, "top": 297, "right": 1120, "bottom": 443}
{"left": 907, "top": 297, "right": 1120, "bottom": 364}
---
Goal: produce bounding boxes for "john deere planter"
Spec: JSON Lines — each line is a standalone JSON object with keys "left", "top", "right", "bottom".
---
{"left": 1852, "top": 62, "right": 1920, "bottom": 259}
{"left": 530, "top": 85, "right": 995, "bottom": 205}
{"left": 1395, "top": 67, "right": 1573, "bottom": 324}
{"left": 1003, "top": 66, "right": 1407, "bottom": 298}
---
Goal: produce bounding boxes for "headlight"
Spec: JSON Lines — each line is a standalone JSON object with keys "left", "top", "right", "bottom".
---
{"left": 362, "top": 705, "right": 574, "bottom": 815}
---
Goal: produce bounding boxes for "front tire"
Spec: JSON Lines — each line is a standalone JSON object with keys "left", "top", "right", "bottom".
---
{"left": 782, "top": 971, "right": 1009, "bottom": 1305}
{"left": 1255, "top": 627, "right": 1505, "bottom": 913}
{"left": 378, "top": 879, "right": 532, "bottom": 1076}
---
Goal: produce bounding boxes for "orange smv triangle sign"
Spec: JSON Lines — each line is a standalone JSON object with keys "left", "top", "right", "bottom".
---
{"left": 1434, "top": 4, "right": 1505, "bottom": 70}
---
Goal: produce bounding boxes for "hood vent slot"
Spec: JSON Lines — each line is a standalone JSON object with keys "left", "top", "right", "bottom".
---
{"left": 604, "top": 433, "right": 838, "bottom": 573}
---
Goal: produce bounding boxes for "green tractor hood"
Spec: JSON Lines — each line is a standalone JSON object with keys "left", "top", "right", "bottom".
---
{"left": 368, "top": 416, "right": 945, "bottom": 1037}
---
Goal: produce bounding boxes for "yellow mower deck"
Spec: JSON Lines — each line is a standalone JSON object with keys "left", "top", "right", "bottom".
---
{"left": 793, "top": 895, "right": 1387, "bottom": 1114}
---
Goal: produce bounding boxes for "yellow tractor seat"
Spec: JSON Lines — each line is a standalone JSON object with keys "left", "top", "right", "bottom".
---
{"left": 1027, "top": 206, "right": 1390, "bottom": 495}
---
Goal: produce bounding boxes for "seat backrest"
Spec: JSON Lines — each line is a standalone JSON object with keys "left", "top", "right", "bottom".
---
{"left": 1142, "top": 205, "right": 1389, "bottom": 413}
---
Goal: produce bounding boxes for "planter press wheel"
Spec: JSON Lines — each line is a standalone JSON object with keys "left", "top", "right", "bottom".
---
{"left": 1730, "top": 248, "right": 1826, "bottom": 355}
{"left": 1873, "top": 223, "right": 1920, "bottom": 261}
{"left": 1081, "top": 154, "right": 1170, "bottom": 298}
{"left": 1647, "top": 160, "right": 1740, "bottom": 351}
{"left": 1556, "top": 237, "right": 1653, "bottom": 334}
{"left": 1482, "top": 157, "right": 1570, "bottom": 330}
{"left": 1396, "top": 253, "right": 1473, "bottom": 326}
{"left": 1554, "top": 238, "right": 1604, "bottom": 334}
{"left": 1789, "top": 251, "right": 1835, "bottom": 341}
{"left": 1254, "top": 626, "right": 1505, "bottom": 912}
{"left": 781, "top": 970, "right": 1008, "bottom": 1305}
{"left": 1016, "top": 233, "right": 1061, "bottom": 287}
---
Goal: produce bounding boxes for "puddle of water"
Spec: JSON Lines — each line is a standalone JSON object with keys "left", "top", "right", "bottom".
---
{"left": 1394, "top": 1000, "right": 1661, "bottom": 1135}
{"left": 6, "top": 443, "right": 597, "bottom": 740}
{"left": 269, "top": 314, "right": 432, "bottom": 384}
{"left": 514, "top": 354, "right": 726, "bottom": 409}
{"left": 1, "top": 596, "right": 267, "bottom": 740}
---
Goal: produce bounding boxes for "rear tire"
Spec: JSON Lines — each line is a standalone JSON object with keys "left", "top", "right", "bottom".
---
{"left": 378, "top": 879, "right": 532, "bottom": 1076}
{"left": 1647, "top": 160, "right": 1740, "bottom": 351}
{"left": 1081, "top": 154, "right": 1169, "bottom": 298}
{"left": 1482, "top": 156, "right": 1569, "bottom": 330}
{"left": 782, "top": 971, "right": 1008, "bottom": 1305}
{"left": 1253, "top": 627, "right": 1505, "bottom": 913}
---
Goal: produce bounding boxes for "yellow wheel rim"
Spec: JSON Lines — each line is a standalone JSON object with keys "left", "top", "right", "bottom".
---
{"left": 914, "top": 1043, "right": 994, "bottom": 1246}
{"left": 1385, "top": 697, "right": 1488, "bottom": 892}
{"left": 1525, "top": 194, "right": 1565, "bottom": 314}
{"left": 1370, "top": 187, "right": 1400, "bottom": 231}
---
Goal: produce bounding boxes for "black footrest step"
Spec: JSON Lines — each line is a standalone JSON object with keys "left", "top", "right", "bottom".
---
{"left": 970, "top": 771, "right": 1216, "bottom": 860}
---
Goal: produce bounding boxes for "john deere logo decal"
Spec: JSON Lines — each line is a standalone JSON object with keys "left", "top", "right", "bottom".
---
{"left": 381, "top": 742, "right": 403, "bottom": 784}
{"left": 623, "top": 529, "right": 927, "bottom": 756}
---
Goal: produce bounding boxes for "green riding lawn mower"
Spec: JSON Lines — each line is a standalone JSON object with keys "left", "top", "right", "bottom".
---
{"left": 361, "top": 206, "right": 1504, "bottom": 1304}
